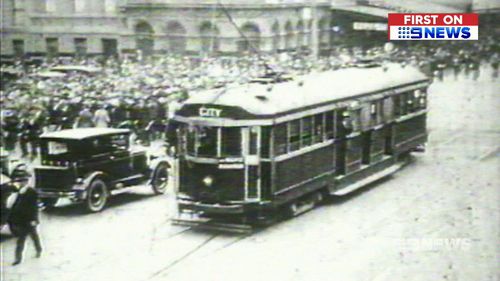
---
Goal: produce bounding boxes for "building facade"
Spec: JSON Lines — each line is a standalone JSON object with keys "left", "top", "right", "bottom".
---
{"left": 0, "top": 0, "right": 333, "bottom": 58}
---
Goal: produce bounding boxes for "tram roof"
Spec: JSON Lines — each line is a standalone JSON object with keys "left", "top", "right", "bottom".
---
{"left": 182, "top": 64, "right": 429, "bottom": 118}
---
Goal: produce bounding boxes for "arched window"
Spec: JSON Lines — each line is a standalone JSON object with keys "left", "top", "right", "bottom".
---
{"left": 199, "top": 21, "right": 220, "bottom": 53}
{"left": 271, "top": 21, "right": 280, "bottom": 52}
{"left": 238, "top": 22, "right": 260, "bottom": 53}
{"left": 74, "top": 0, "right": 87, "bottom": 13}
{"left": 46, "top": 0, "right": 57, "bottom": 12}
{"left": 105, "top": 0, "right": 117, "bottom": 13}
{"left": 318, "top": 17, "right": 330, "bottom": 48}
{"left": 134, "top": 21, "right": 155, "bottom": 57}
{"left": 166, "top": 21, "right": 187, "bottom": 53}
{"left": 307, "top": 20, "right": 313, "bottom": 47}
{"left": 284, "top": 21, "right": 294, "bottom": 50}
{"left": 296, "top": 20, "right": 305, "bottom": 48}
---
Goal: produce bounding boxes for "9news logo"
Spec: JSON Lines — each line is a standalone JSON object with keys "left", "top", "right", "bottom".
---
{"left": 388, "top": 14, "right": 478, "bottom": 40}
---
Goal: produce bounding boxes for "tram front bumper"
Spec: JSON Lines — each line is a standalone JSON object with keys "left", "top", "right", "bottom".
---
{"left": 177, "top": 199, "right": 245, "bottom": 214}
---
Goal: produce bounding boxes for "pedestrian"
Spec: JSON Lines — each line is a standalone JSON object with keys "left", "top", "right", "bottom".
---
{"left": 18, "top": 117, "right": 31, "bottom": 158}
{"left": 74, "top": 106, "right": 94, "bottom": 128}
{"left": 93, "top": 105, "right": 111, "bottom": 128}
{"left": 8, "top": 185, "right": 43, "bottom": 266}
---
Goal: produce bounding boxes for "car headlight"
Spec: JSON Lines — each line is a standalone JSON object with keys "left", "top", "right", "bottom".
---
{"left": 202, "top": 176, "right": 213, "bottom": 187}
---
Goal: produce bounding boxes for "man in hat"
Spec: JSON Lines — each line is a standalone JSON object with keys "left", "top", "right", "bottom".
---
{"left": 8, "top": 185, "right": 43, "bottom": 265}
{"left": 93, "top": 105, "right": 111, "bottom": 128}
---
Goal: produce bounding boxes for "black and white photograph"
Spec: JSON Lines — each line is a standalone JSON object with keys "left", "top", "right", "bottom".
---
{"left": 0, "top": 0, "right": 498, "bottom": 280}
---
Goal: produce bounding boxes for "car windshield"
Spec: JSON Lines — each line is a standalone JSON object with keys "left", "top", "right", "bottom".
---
{"left": 185, "top": 125, "right": 241, "bottom": 158}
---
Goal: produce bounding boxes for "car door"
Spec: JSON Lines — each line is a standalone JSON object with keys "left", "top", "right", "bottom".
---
{"left": 86, "top": 135, "right": 131, "bottom": 183}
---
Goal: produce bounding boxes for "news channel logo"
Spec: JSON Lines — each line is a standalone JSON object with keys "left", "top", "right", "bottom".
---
{"left": 388, "top": 14, "right": 479, "bottom": 40}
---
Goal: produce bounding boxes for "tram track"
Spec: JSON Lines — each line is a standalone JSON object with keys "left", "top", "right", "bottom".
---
{"left": 147, "top": 233, "right": 219, "bottom": 280}
{"left": 146, "top": 220, "right": 264, "bottom": 280}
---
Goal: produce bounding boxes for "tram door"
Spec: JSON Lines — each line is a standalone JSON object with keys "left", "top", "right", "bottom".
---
{"left": 335, "top": 108, "right": 348, "bottom": 175}
{"left": 242, "top": 127, "right": 261, "bottom": 200}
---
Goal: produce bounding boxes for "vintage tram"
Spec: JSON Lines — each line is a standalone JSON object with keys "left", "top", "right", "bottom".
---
{"left": 170, "top": 63, "right": 430, "bottom": 232}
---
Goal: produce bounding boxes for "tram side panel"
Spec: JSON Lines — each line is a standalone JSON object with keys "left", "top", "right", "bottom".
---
{"left": 393, "top": 113, "right": 427, "bottom": 154}
{"left": 273, "top": 143, "right": 335, "bottom": 204}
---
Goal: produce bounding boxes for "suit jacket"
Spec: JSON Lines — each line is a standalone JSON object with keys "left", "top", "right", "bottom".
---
{"left": 8, "top": 188, "right": 39, "bottom": 226}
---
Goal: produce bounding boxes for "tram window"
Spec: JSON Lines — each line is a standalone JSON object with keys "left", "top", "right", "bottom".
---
{"left": 419, "top": 92, "right": 427, "bottom": 109}
{"left": 301, "top": 116, "right": 313, "bottom": 147}
{"left": 370, "top": 103, "right": 377, "bottom": 116}
{"left": 415, "top": 89, "right": 426, "bottom": 109}
{"left": 377, "top": 100, "right": 384, "bottom": 123}
{"left": 249, "top": 127, "right": 259, "bottom": 155}
{"left": 261, "top": 126, "right": 271, "bottom": 158}
{"left": 408, "top": 92, "right": 417, "bottom": 113}
{"left": 313, "top": 114, "right": 324, "bottom": 143}
{"left": 400, "top": 93, "right": 409, "bottom": 115}
{"left": 196, "top": 126, "right": 218, "bottom": 157}
{"left": 221, "top": 127, "right": 241, "bottom": 157}
{"left": 325, "top": 111, "right": 334, "bottom": 139}
{"left": 393, "top": 95, "right": 401, "bottom": 117}
{"left": 288, "top": 120, "right": 300, "bottom": 152}
{"left": 351, "top": 109, "right": 361, "bottom": 131}
{"left": 274, "top": 123, "right": 288, "bottom": 155}
{"left": 186, "top": 126, "right": 196, "bottom": 155}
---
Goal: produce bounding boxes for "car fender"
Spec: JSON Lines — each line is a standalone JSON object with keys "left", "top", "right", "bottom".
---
{"left": 149, "top": 157, "right": 171, "bottom": 171}
{"left": 74, "top": 171, "right": 107, "bottom": 192}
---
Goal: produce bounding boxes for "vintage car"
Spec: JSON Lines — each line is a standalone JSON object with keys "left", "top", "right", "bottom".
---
{"left": 35, "top": 128, "right": 169, "bottom": 212}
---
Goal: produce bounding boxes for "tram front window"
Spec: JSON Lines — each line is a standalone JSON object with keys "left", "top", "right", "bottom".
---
{"left": 195, "top": 126, "right": 218, "bottom": 157}
{"left": 221, "top": 127, "right": 241, "bottom": 157}
{"left": 185, "top": 125, "right": 242, "bottom": 158}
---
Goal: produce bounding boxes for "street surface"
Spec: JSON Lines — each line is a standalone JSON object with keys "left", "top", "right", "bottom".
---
{"left": 1, "top": 67, "right": 498, "bottom": 281}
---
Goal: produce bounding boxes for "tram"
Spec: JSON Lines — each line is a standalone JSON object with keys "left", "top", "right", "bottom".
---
{"left": 169, "top": 63, "right": 431, "bottom": 232}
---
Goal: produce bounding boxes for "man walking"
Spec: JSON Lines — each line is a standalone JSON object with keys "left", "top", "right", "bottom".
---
{"left": 8, "top": 185, "right": 43, "bottom": 265}
{"left": 93, "top": 105, "right": 111, "bottom": 128}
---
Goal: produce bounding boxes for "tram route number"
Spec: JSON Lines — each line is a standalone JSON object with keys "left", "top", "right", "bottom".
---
{"left": 199, "top": 107, "right": 222, "bottom": 117}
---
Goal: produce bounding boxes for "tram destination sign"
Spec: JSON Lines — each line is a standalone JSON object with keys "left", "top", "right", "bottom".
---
{"left": 199, "top": 107, "right": 222, "bottom": 117}
{"left": 353, "top": 22, "right": 387, "bottom": 31}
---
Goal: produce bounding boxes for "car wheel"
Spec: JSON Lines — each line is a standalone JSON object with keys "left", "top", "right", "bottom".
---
{"left": 151, "top": 163, "right": 169, "bottom": 195}
{"left": 86, "top": 179, "right": 108, "bottom": 213}
{"left": 40, "top": 198, "right": 58, "bottom": 209}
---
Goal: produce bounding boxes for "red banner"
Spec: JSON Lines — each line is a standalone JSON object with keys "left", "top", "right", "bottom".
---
{"left": 388, "top": 14, "right": 478, "bottom": 26}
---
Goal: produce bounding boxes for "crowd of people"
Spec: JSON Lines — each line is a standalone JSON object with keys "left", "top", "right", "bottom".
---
{"left": 1, "top": 37, "right": 498, "bottom": 160}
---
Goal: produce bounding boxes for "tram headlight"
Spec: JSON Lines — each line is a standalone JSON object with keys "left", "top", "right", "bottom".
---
{"left": 202, "top": 176, "right": 214, "bottom": 187}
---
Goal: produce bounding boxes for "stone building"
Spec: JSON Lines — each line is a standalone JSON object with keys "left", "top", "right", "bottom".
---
{"left": 1, "top": 0, "right": 481, "bottom": 59}
{"left": 0, "top": 0, "right": 333, "bottom": 58}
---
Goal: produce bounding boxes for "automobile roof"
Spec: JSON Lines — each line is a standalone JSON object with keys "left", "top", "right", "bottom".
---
{"left": 40, "top": 128, "right": 130, "bottom": 140}
{"left": 50, "top": 65, "right": 102, "bottom": 73}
